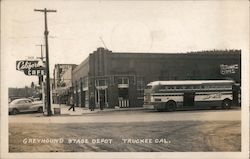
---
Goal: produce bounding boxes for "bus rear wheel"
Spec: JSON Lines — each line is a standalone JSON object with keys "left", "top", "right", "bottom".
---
{"left": 222, "top": 99, "right": 231, "bottom": 109}
{"left": 165, "top": 101, "right": 176, "bottom": 112}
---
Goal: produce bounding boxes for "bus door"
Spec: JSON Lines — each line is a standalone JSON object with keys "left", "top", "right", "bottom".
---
{"left": 183, "top": 91, "right": 195, "bottom": 107}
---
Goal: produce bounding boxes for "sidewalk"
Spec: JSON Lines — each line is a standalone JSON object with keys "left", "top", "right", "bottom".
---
{"left": 49, "top": 104, "right": 144, "bottom": 116}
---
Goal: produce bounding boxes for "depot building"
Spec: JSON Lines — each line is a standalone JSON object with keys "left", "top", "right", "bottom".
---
{"left": 71, "top": 48, "right": 241, "bottom": 108}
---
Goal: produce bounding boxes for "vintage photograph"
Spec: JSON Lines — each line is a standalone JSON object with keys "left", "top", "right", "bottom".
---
{"left": 1, "top": 0, "right": 249, "bottom": 159}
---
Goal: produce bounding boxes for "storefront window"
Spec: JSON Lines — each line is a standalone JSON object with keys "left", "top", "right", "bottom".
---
{"left": 137, "top": 77, "right": 145, "bottom": 97}
{"left": 96, "top": 79, "right": 107, "bottom": 86}
{"left": 82, "top": 77, "right": 88, "bottom": 88}
{"left": 117, "top": 77, "right": 129, "bottom": 84}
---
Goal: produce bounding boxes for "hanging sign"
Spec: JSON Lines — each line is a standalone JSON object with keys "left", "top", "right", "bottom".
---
{"left": 23, "top": 68, "right": 46, "bottom": 76}
{"left": 16, "top": 60, "right": 45, "bottom": 76}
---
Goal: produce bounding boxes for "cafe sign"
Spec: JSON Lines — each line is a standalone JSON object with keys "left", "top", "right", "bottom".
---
{"left": 16, "top": 60, "right": 45, "bottom": 76}
{"left": 220, "top": 64, "right": 239, "bottom": 75}
{"left": 23, "top": 68, "right": 45, "bottom": 76}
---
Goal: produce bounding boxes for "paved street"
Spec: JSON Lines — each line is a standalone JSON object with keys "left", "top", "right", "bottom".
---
{"left": 9, "top": 106, "right": 241, "bottom": 152}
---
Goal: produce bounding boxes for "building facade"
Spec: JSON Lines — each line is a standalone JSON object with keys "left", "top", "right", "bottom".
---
{"left": 52, "top": 64, "right": 77, "bottom": 104}
{"left": 72, "top": 48, "right": 241, "bottom": 108}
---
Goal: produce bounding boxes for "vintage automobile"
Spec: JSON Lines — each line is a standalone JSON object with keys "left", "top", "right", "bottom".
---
{"left": 9, "top": 98, "right": 43, "bottom": 115}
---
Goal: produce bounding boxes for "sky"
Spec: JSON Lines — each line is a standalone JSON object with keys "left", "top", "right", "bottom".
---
{"left": 1, "top": 0, "right": 249, "bottom": 88}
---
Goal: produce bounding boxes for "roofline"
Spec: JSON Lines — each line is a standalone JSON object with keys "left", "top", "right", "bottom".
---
{"left": 148, "top": 80, "right": 235, "bottom": 86}
{"left": 111, "top": 49, "right": 241, "bottom": 55}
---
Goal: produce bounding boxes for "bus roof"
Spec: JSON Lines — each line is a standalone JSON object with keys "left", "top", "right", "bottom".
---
{"left": 147, "top": 80, "right": 235, "bottom": 86}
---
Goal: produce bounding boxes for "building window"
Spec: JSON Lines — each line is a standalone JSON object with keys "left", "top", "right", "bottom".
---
{"left": 110, "top": 76, "right": 115, "bottom": 86}
{"left": 82, "top": 77, "right": 88, "bottom": 88}
{"left": 96, "top": 79, "right": 107, "bottom": 86}
{"left": 78, "top": 80, "right": 82, "bottom": 91}
{"left": 137, "top": 77, "right": 145, "bottom": 97}
{"left": 117, "top": 77, "right": 129, "bottom": 85}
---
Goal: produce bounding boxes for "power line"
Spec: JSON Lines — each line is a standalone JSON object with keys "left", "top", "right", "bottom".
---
{"left": 99, "top": 36, "right": 108, "bottom": 49}
{"left": 8, "top": 36, "right": 57, "bottom": 39}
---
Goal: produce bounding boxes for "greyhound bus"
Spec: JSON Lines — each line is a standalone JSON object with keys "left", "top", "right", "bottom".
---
{"left": 144, "top": 80, "right": 236, "bottom": 111}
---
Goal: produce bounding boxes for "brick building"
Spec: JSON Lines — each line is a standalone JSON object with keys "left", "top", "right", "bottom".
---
{"left": 52, "top": 64, "right": 77, "bottom": 104}
{"left": 72, "top": 47, "right": 241, "bottom": 109}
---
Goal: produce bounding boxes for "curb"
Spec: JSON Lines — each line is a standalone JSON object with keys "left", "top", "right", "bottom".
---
{"left": 46, "top": 104, "right": 146, "bottom": 117}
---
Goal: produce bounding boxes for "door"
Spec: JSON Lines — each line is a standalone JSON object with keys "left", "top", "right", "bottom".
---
{"left": 81, "top": 91, "right": 86, "bottom": 107}
{"left": 99, "top": 90, "right": 106, "bottom": 110}
{"left": 183, "top": 92, "right": 195, "bottom": 107}
{"left": 17, "top": 100, "right": 32, "bottom": 111}
{"left": 118, "top": 88, "right": 129, "bottom": 107}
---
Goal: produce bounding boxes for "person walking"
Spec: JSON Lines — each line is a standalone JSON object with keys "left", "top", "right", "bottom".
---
{"left": 68, "top": 96, "right": 75, "bottom": 111}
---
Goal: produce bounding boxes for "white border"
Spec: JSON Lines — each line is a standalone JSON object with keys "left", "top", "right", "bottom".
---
{"left": 1, "top": 0, "right": 249, "bottom": 159}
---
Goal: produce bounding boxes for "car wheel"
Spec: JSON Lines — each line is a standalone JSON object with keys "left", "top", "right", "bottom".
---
{"left": 222, "top": 99, "right": 231, "bottom": 109}
{"left": 37, "top": 107, "right": 43, "bottom": 113}
{"left": 166, "top": 101, "right": 176, "bottom": 112}
{"left": 11, "top": 108, "right": 18, "bottom": 115}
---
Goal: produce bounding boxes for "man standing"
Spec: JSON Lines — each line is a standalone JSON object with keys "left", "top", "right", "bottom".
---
{"left": 68, "top": 96, "right": 75, "bottom": 111}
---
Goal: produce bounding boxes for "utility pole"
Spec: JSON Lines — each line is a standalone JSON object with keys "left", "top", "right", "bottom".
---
{"left": 34, "top": 8, "right": 57, "bottom": 116}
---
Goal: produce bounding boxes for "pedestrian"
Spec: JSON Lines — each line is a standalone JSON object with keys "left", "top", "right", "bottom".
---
{"left": 68, "top": 96, "right": 75, "bottom": 111}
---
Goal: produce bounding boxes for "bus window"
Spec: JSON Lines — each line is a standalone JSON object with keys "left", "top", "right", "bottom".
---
{"left": 176, "top": 86, "right": 182, "bottom": 89}
{"left": 168, "top": 86, "right": 175, "bottom": 90}
{"left": 186, "top": 85, "right": 193, "bottom": 89}
{"left": 193, "top": 85, "right": 201, "bottom": 90}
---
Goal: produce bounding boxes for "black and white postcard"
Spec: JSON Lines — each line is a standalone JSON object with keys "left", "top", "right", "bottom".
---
{"left": 1, "top": 0, "right": 249, "bottom": 159}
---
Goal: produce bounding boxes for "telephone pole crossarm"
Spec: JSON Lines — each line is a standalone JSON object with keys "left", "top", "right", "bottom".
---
{"left": 34, "top": 9, "right": 57, "bottom": 12}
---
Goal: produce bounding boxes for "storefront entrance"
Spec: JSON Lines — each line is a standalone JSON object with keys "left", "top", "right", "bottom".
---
{"left": 81, "top": 91, "right": 86, "bottom": 107}
{"left": 118, "top": 88, "right": 129, "bottom": 107}
{"left": 96, "top": 88, "right": 108, "bottom": 109}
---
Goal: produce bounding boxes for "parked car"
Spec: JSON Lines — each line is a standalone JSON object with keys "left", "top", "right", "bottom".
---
{"left": 9, "top": 98, "right": 43, "bottom": 115}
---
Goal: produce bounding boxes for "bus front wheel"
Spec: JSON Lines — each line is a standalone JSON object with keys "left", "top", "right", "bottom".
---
{"left": 221, "top": 99, "right": 231, "bottom": 109}
{"left": 165, "top": 101, "right": 176, "bottom": 112}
